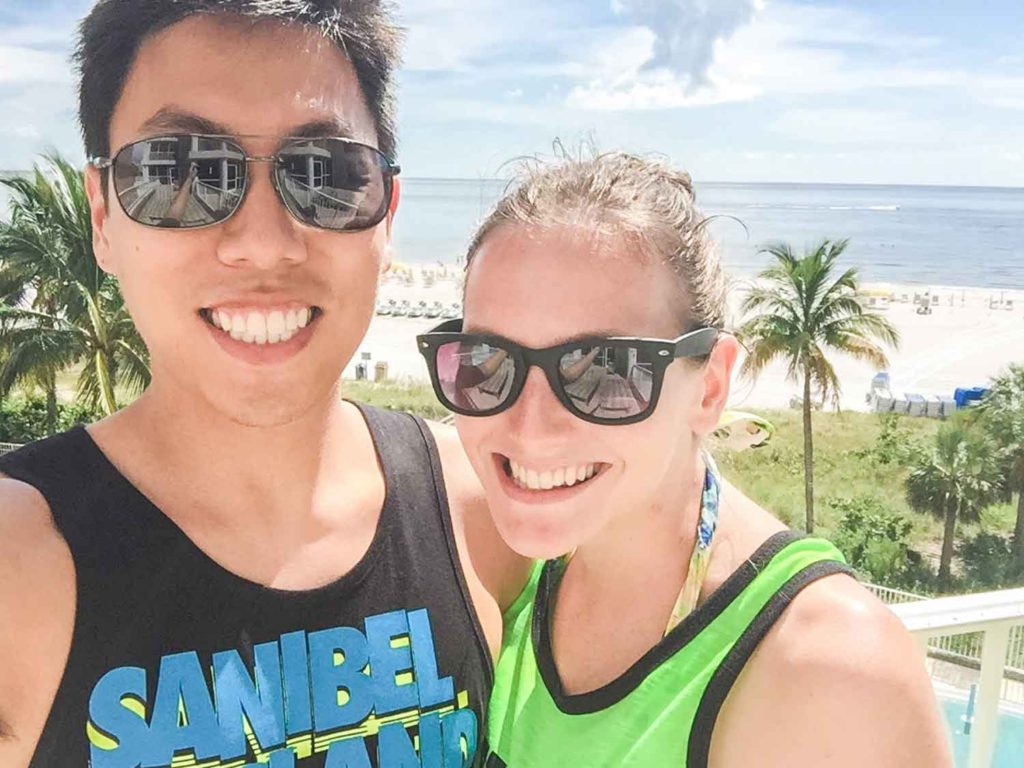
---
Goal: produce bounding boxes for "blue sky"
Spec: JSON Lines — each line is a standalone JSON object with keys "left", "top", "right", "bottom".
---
{"left": 1, "top": 0, "right": 1022, "bottom": 186}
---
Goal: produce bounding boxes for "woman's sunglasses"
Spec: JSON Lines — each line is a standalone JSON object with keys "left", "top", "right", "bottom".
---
{"left": 417, "top": 319, "right": 720, "bottom": 425}
{"left": 89, "top": 133, "right": 400, "bottom": 232}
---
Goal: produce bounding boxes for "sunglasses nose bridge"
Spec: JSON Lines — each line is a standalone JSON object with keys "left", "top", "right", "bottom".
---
{"left": 512, "top": 359, "right": 568, "bottom": 419}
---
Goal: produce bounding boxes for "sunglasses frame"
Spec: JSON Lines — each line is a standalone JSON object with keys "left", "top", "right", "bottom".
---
{"left": 417, "top": 318, "right": 720, "bottom": 426}
{"left": 89, "top": 133, "right": 401, "bottom": 233}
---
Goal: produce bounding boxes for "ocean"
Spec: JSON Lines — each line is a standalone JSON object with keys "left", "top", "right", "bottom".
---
{"left": 393, "top": 179, "right": 1024, "bottom": 290}
{"left": 3, "top": 175, "right": 1022, "bottom": 289}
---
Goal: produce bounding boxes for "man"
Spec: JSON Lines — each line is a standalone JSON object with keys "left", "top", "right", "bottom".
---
{"left": 0, "top": 2, "right": 525, "bottom": 766}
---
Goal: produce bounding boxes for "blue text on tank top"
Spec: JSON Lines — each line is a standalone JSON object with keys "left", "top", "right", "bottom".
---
{"left": 87, "top": 607, "right": 478, "bottom": 767}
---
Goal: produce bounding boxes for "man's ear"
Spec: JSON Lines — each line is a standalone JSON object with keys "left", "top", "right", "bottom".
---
{"left": 386, "top": 176, "right": 401, "bottom": 235}
{"left": 692, "top": 334, "right": 740, "bottom": 436}
{"left": 84, "top": 164, "right": 115, "bottom": 275}
{"left": 379, "top": 177, "right": 401, "bottom": 274}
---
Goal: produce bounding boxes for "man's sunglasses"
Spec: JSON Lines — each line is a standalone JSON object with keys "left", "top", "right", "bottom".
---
{"left": 90, "top": 133, "right": 400, "bottom": 232}
{"left": 417, "top": 319, "right": 720, "bottom": 426}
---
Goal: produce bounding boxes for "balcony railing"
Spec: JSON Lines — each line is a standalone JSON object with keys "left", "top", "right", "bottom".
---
{"left": 872, "top": 584, "right": 1024, "bottom": 768}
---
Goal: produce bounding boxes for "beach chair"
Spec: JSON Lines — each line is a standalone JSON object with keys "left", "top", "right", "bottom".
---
{"left": 874, "top": 395, "right": 894, "bottom": 413}
{"left": 940, "top": 396, "right": 957, "bottom": 418}
{"left": 906, "top": 393, "right": 927, "bottom": 417}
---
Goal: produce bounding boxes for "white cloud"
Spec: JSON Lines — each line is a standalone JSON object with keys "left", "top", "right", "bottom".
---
{"left": 568, "top": 68, "right": 757, "bottom": 110}
{"left": 0, "top": 44, "right": 72, "bottom": 84}
{"left": 768, "top": 108, "right": 936, "bottom": 147}
{"left": 611, "top": 0, "right": 763, "bottom": 89}
{"left": 0, "top": 25, "right": 75, "bottom": 48}
{"left": 567, "top": 2, "right": 960, "bottom": 112}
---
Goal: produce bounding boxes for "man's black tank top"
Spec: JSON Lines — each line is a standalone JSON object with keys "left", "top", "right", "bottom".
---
{"left": 0, "top": 404, "right": 492, "bottom": 768}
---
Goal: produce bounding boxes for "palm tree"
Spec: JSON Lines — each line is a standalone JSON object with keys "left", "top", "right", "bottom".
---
{"left": 979, "top": 364, "right": 1024, "bottom": 574}
{"left": 738, "top": 239, "right": 899, "bottom": 533}
{"left": 0, "top": 154, "right": 150, "bottom": 422}
{"left": 906, "top": 417, "right": 1005, "bottom": 587}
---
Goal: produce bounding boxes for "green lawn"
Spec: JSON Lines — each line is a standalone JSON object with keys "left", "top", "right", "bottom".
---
{"left": 347, "top": 381, "right": 1019, "bottom": 589}
{"left": 21, "top": 373, "right": 1020, "bottom": 589}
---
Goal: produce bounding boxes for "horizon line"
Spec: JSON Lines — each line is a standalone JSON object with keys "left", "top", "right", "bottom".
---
{"left": 1, "top": 170, "right": 1022, "bottom": 192}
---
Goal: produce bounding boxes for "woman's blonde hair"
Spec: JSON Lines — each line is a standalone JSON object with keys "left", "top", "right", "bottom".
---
{"left": 465, "top": 150, "right": 728, "bottom": 330}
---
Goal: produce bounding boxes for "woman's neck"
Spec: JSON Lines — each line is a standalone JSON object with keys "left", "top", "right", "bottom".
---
{"left": 568, "top": 451, "right": 706, "bottom": 599}
{"left": 548, "top": 451, "right": 709, "bottom": 694}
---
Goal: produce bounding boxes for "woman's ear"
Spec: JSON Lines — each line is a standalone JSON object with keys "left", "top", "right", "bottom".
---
{"left": 691, "top": 333, "right": 739, "bottom": 436}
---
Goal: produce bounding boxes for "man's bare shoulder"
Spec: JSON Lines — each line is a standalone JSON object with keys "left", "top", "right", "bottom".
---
{"left": 424, "top": 421, "right": 531, "bottom": 611}
{"left": 0, "top": 477, "right": 76, "bottom": 760}
{"left": 712, "top": 573, "right": 952, "bottom": 767}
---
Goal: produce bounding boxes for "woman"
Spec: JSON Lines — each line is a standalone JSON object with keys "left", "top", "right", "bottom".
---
{"left": 417, "top": 153, "right": 952, "bottom": 767}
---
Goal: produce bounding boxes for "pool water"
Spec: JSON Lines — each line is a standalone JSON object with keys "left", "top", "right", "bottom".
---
{"left": 942, "top": 696, "right": 1024, "bottom": 767}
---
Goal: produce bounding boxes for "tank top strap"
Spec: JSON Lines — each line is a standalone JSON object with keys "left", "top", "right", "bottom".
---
{"left": 350, "top": 402, "right": 439, "bottom": 504}
{"left": 349, "top": 402, "right": 492, "bottom": 667}
{"left": 0, "top": 426, "right": 133, "bottom": 550}
{"left": 684, "top": 533, "right": 852, "bottom": 767}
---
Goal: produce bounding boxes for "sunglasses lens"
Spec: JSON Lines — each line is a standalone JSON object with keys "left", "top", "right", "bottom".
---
{"left": 275, "top": 139, "right": 391, "bottom": 231}
{"left": 435, "top": 340, "right": 516, "bottom": 413}
{"left": 112, "top": 136, "right": 245, "bottom": 228}
{"left": 558, "top": 344, "right": 656, "bottom": 420}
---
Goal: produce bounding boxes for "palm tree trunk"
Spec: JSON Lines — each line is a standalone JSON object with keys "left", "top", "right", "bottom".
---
{"left": 939, "top": 497, "right": 957, "bottom": 587}
{"left": 95, "top": 350, "right": 117, "bottom": 415}
{"left": 1013, "top": 489, "right": 1024, "bottom": 576}
{"left": 802, "top": 370, "right": 815, "bottom": 533}
{"left": 45, "top": 369, "right": 58, "bottom": 434}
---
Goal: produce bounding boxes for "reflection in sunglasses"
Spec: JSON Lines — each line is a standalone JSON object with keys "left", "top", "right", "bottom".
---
{"left": 105, "top": 133, "right": 395, "bottom": 231}
{"left": 560, "top": 346, "right": 653, "bottom": 418}
{"left": 442, "top": 344, "right": 515, "bottom": 412}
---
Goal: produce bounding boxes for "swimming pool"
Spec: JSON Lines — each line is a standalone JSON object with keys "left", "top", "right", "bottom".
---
{"left": 941, "top": 695, "right": 1024, "bottom": 767}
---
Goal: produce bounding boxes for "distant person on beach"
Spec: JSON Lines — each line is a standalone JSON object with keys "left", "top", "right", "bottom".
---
{"left": 417, "top": 152, "right": 953, "bottom": 767}
{"left": 0, "top": 1, "right": 528, "bottom": 766}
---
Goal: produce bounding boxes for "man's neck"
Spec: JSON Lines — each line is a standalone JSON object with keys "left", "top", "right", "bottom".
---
{"left": 93, "top": 379, "right": 368, "bottom": 533}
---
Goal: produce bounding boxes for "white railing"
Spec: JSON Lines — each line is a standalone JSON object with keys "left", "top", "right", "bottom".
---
{"left": 0, "top": 442, "right": 21, "bottom": 456}
{"left": 868, "top": 583, "right": 1024, "bottom": 686}
{"left": 887, "top": 587, "right": 1024, "bottom": 768}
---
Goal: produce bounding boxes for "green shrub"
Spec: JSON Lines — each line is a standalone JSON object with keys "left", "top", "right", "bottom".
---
{"left": 958, "top": 532, "right": 1021, "bottom": 589}
{"left": 854, "top": 412, "right": 924, "bottom": 466}
{"left": 0, "top": 397, "right": 104, "bottom": 443}
{"left": 828, "top": 495, "right": 926, "bottom": 588}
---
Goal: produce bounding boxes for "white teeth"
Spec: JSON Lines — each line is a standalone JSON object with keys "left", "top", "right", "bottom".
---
{"left": 526, "top": 469, "right": 540, "bottom": 490}
{"left": 267, "top": 311, "right": 285, "bottom": 343}
{"left": 508, "top": 459, "right": 600, "bottom": 491}
{"left": 208, "top": 307, "right": 313, "bottom": 346}
{"left": 246, "top": 312, "right": 266, "bottom": 344}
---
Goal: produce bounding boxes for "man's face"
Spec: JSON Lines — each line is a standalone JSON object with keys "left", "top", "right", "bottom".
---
{"left": 86, "top": 16, "right": 395, "bottom": 427}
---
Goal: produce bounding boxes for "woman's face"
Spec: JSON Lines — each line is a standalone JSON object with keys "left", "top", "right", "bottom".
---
{"left": 457, "top": 223, "right": 737, "bottom": 559}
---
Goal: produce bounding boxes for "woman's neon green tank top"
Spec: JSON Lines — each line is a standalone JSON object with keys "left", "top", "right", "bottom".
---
{"left": 485, "top": 532, "right": 851, "bottom": 768}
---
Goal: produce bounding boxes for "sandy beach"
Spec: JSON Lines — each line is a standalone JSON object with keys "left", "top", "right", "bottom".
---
{"left": 345, "top": 265, "right": 1024, "bottom": 414}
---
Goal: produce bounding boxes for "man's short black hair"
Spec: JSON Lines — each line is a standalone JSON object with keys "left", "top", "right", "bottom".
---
{"left": 75, "top": 0, "right": 403, "bottom": 161}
